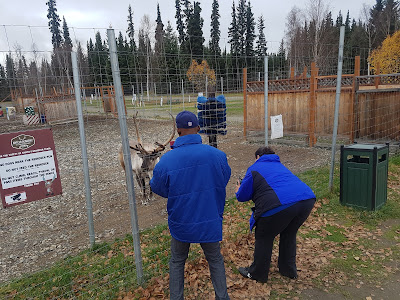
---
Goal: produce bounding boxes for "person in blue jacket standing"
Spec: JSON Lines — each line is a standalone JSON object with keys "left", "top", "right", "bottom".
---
{"left": 235, "top": 146, "right": 315, "bottom": 283}
{"left": 150, "top": 111, "right": 231, "bottom": 300}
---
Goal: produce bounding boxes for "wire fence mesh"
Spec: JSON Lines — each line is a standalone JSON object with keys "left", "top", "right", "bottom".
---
{"left": 0, "top": 25, "right": 399, "bottom": 299}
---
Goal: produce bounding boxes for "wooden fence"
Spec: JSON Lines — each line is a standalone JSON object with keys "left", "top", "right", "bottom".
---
{"left": 244, "top": 56, "right": 400, "bottom": 146}
{"left": 11, "top": 85, "right": 124, "bottom": 124}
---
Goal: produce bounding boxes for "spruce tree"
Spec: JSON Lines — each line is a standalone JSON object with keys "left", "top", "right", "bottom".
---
{"left": 209, "top": 0, "right": 221, "bottom": 56}
{"left": 175, "top": 0, "right": 185, "bottom": 45}
{"left": 62, "top": 16, "right": 73, "bottom": 50}
{"left": 256, "top": 15, "right": 267, "bottom": 57}
{"left": 186, "top": 1, "right": 204, "bottom": 57}
{"left": 277, "top": 39, "right": 287, "bottom": 78}
{"left": 164, "top": 21, "right": 180, "bottom": 86}
{"left": 228, "top": 1, "right": 239, "bottom": 56}
{"left": 245, "top": 1, "right": 256, "bottom": 58}
{"left": 5, "top": 54, "right": 17, "bottom": 89}
{"left": 155, "top": 3, "right": 165, "bottom": 54}
{"left": 0, "top": 64, "right": 9, "bottom": 100}
{"left": 91, "top": 31, "right": 109, "bottom": 85}
{"left": 87, "top": 38, "right": 95, "bottom": 86}
{"left": 336, "top": 10, "right": 343, "bottom": 27}
{"left": 236, "top": 0, "right": 247, "bottom": 56}
{"left": 127, "top": 5, "right": 136, "bottom": 51}
{"left": 46, "top": 0, "right": 63, "bottom": 49}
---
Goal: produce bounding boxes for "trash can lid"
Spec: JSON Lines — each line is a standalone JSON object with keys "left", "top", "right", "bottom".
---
{"left": 344, "top": 143, "right": 387, "bottom": 150}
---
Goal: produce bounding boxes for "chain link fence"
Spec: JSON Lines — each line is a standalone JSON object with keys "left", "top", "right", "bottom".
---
{"left": 0, "top": 25, "right": 399, "bottom": 298}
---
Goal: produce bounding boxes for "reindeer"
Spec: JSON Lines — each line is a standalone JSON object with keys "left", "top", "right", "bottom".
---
{"left": 118, "top": 113, "right": 175, "bottom": 204}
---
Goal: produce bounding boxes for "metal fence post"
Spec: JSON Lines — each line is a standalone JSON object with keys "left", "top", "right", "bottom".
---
{"left": 264, "top": 56, "right": 269, "bottom": 146}
{"left": 71, "top": 51, "right": 95, "bottom": 247}
{"left": 182, "top": 79, "right": 185, "bottom": 109}
{"left": 329, "top": 26, "right": 345, "bottom": 190}
{"left": 107, "top": 28, "right": 144, "bottom": 284}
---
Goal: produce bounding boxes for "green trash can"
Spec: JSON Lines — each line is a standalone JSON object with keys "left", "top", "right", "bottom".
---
{"left": 340, "top": 143, "right": 389, "bottom": 211}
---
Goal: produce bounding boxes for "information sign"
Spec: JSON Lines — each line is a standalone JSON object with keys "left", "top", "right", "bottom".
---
{"left": 0, "top": 128, "right": 62, "bottom": 208}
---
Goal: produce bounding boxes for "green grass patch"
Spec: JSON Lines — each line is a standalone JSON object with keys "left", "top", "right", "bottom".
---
{"left": 82, "top": 92, "right": 244, "bottom": 117}
{"left": 384, "top": 224, "right": 400, "bottom": 241}
{"left": 324, "top": 225, "right": 347, "bottom": 243}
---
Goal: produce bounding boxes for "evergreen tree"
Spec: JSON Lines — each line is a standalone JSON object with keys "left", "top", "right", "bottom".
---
{"left": 87, "top": 38, "right": 95, "bottom": 86}
{"left": 182, "top": 0, "right": 193, "bottom": 26}
{"left": 186, "top": 1, "right": 204, "bottom": 57}
{"left": 0, "top": 64, "right": 9, "bottom": 100}
{"left": 46, "top": 0, "right": 63, "bottom": 48}
{"left": 209, "top": 0, "right": 221, "bottom": 56}
{"left": 336, "top": 10, "right": 343, "bottom": 27}
{"left": 5, "top": 54, "right": 17, "bottom": 89}
{"left": 61, "top": 16, "right": 73, "bottom": 88}
{"left": 16, "top": 55, "right": 28, "bottom": 92}
{"left": 39, "top": 58, "right": 54, "bottom": 94}
{"left": 269, "top": 40, "right": 288, "bottom": 79}
{"left": 62, "top": 16, "right": 73, "bottom": 49}
{"left": 76, "top": 42, "right": 89, "bottom": 87}
{"left": 27, "top": 60, "right": 38, "bottom": 91}
{"left": 369, "top": 0, "right": 385, "bottom": 48}
{"left": 89, "top": 31, "right": 110, "bottom": 85}
{"left": 175, "top": 0, "right": 185, "bottom": 45}
{"left": 127, "top": 5, "right": 136, "bottom": 51}
{"left": 164, "top": 21, "right": 180, "bottom": 88}
{"left": 236, "top": 0, "right": 247, "bottom": 56}
{"left": 245, "top": 1, "right": 256, "bottom": 58}
{"left": 345, "top": 10, "right": 351, "bottom": 33}
{"left": 155, "top": 3, "right": 165, "bottom": 54}
{"left": 228, "top": 1, "right": 239, "bottom": 56}
{"left": 116, "top": 31, "right": 131, "bottom": 90}
{"left": 256, "top": 15, "right": 267, "bottom": 57}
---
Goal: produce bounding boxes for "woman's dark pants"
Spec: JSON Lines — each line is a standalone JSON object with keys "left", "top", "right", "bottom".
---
{"left": 248, "top": 198, "right": 316, "bottom": 282}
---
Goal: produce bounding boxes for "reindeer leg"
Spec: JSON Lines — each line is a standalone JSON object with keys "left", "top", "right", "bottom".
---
{"left": 146, "top": 174, "right": 153, "bottom": 201}
{"left": 141, "top": 176, "right": 148, "bottom": 205}
{"left": 135, "top": 174, "right": 146, "bottom": 205}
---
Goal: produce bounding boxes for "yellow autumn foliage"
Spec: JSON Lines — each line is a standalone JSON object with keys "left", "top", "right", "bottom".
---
{"left": 186, "top": 60, "right": 216, "bottom": 92}
{"left": 368, "top": 30, "right": 400, "bottom": 74}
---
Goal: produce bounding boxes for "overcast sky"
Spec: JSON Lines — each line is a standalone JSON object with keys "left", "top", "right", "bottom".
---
{"left": 1, "top": 0, "right": 375, "bottom": 63}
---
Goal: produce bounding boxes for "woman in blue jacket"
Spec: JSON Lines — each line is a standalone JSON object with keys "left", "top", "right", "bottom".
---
{"left": 150, "top": 111, "right": 231, "bottom": 300}
{"left": 235, "top": 146, "right": 315, "bottom": 283}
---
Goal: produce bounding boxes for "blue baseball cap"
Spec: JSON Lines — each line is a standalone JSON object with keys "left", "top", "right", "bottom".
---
{"left": 176, "top": 111, "right": 199, "bottom": 128}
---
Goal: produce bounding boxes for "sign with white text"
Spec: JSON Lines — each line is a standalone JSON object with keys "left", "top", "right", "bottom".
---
{"left": 0, "top": 128, "right": 62, "bottom": 208}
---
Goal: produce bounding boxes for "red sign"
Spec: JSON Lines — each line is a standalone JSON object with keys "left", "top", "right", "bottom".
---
{"left": 0, "top": 128, "right": 62, "bottom": 208}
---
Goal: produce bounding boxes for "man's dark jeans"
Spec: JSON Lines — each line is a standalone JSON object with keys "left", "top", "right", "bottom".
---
{"left": 169, "top": 237, "right": 230, "bottom": 300}
{"left": 248, "top": 198, "right": 316, "bottom": 282}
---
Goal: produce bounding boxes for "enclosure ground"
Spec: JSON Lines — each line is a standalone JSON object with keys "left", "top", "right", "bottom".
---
{"left": 1, "top": 114, "right": 399, "bottom": 300}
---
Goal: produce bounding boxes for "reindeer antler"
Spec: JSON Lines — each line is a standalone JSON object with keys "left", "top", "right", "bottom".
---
{"left": 152, "top": 112, "right": 176, "bottom": 153}
{"left": 132, "top": 111, "right": 150, "bottom": 155}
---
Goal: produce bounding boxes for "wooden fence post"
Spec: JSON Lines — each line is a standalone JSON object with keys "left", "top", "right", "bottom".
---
{"left": 290, "top": 67, "right": 295, "bottom": 79}
{"left": 374, "top": 62, "right": 380, "bottom": 88}
{"left": 243, "top": 68, "right": 247, "bottom": 139}
{"left": 351, "top": 56, "right": 361, "bottom": 143}
{"left": 309, "top": 62, "right": 317, "bottom": 147}
{"left": 302, "top": 67, "right": 308, "bottom": 78}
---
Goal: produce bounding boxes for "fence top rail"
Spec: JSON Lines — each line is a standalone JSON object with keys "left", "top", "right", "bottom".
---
{"left": 247, "top": 78, "right": 310, "bottom": 85}
{"left": 316, "top": 74, "right": 354, "bottom": 79}
{"left": 357, "top": 73, "right": 400, "bottom": 79}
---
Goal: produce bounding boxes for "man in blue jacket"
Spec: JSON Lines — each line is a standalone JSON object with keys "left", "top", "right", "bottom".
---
{"left": 150, "top": 111, "right": 231, "bottom": 300}
{"left": 235, "top": 146, "right": 315, "bottom": 283}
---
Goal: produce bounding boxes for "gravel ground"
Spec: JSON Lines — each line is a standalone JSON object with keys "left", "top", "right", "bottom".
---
{"left": 0, "top": 114, "right": 332, "bottom": 283}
